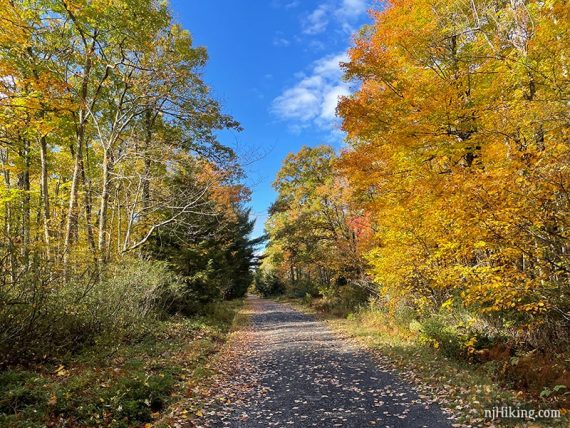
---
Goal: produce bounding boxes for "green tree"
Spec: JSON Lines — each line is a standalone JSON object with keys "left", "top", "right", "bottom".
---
{"left": 266, "top": 145, "right": 367, "bottom": 298}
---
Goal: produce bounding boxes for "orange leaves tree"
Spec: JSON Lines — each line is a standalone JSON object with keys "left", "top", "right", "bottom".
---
{"left": 338, "top": 0, "right": 569, "bottom": 342}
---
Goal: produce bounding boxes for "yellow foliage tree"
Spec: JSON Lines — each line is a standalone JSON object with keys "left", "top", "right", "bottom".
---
{"left": 338, "top": 0, "right": 569, "bottom": 338}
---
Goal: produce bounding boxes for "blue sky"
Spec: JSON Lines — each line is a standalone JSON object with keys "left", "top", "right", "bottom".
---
{"left": 170, "top": 0, "right": 373, "bottom": 238}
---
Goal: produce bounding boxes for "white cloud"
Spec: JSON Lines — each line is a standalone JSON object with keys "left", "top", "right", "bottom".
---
{"left": 273, "top": 36, "right": 291, "bottom": 47}
{"left": 338, "top": 0, "right": 368, "bottom": 17}
{"left": 273, "top": 31, "right": 292, "bottom": 47}
{"left": 313, "top": 53, "right": 346, "bottom": 76}
{"left": 273, "top": 85, "right": 321, "bottom": 121}
{"left": 272, "top": 0, "right": 300, "bottom": 9}
{"left": 302, "top": 4, "right": 329, "bottom": 35}
{"left": 271, "top": 52, "right": 350, "bottom": 130}
{"left": 302, "top": 0, "right": 369, "bottom": 36}
{"left": 307, "top": 40, "right": 326, "bottom": 52}
{"left": 270, "top": 0, "right": 369, "bottom": 135}
{"left": 321, "top": 84, "right": 350, "bottom": 120}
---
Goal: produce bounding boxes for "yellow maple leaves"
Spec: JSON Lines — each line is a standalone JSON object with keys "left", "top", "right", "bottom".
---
{"left": 336, "top": 0, "right": 570, "bottom": 331}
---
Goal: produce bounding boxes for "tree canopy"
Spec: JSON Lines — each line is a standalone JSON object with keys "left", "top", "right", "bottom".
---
{"left": 264, "top": 0, "right": 569, "bottom": 349}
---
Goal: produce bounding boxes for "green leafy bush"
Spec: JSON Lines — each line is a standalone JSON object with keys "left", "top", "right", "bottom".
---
{"left": 0, "top": 258, "right": 184, "bottom": 364}
{"left": 420, "top": 316, "right": 468, "bottom": 359}
{"left": 254, "top": 270, "right": 285, "bottom": 297}
{"left": 286, "top": 280, "right": 320, "bottom": 299}
{"left": 310, "top": 284, "right": 370, "bottom": 317}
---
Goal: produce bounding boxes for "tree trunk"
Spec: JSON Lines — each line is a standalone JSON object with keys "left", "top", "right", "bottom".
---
{"left": 82, "top": 141, "right": 97, "bottom": 260}
{"left": 63, "top": 47, "right": 93, "bottom": 273}
{"left": 39, "top": 135, "right": 51, "bottom": 260}
{"left": 1, "top": 149, "right": 16, "bottom": 282}
{"left": 97, "top": 148, "right": 112, "bottom": 264}
{"left": 63, "top": 130, "right": 83, "bottom": 270}
{"left": 142, "top": 109, "right": 153, "bottom": 210}
{"left": 18, "top": 137, "right": 30, "bottom": 265}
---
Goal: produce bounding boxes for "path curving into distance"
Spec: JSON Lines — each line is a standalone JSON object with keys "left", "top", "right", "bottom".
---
{"left": 200, "top": 295, "right": 452, "bottom": 428}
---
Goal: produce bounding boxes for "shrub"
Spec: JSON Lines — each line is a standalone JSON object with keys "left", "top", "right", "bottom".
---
{"left": 420, "top": 316, "right": 468, "bottom": 358}
{"left": 201, "top": 300, "right": 242, "bottom": 327}
{"left": 310, "top": 284, "right": 370, "bottom": 317}
{"left": 254, "top": 270, "right": 285, "bottom": 297}
{"left": 286, "top": 280, "right": 320, "bottom": 299}
{"left": 0, "top": 258, "right": 184, "bottom": 365}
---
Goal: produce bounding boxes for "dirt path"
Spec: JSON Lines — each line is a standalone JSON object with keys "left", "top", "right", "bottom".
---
{"left": 199, "top": 296, "right": 451, "bottom": 427}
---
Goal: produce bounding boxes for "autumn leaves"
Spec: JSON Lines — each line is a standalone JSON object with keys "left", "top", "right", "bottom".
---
{"left": 0, "top": 0, "right": 247, "bottom": 274}
{"left": 265, "top": 0, "right": 569, "bottom": 349}
{"left": 0, "top": 0, "right": 256, "bottom": 362}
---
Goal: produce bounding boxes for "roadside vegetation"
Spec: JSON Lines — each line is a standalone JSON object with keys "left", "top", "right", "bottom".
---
{"left": 0, "top": 299, "right": 243, "bottom": 428}
{"left": 0, "top": 1, "right": 258, "bottom": 426}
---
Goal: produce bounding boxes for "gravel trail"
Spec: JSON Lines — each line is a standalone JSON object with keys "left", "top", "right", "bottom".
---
{"left": 201, "top": 295, "right": 452, "bottom": 428}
